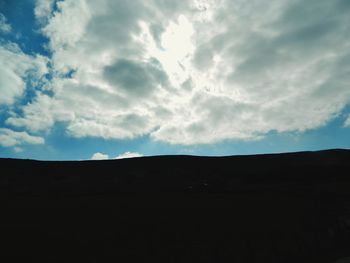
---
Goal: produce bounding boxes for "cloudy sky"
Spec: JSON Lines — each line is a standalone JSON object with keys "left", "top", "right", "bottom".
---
{"left": 0, "top": 0, "right": 350, "bottom": 160}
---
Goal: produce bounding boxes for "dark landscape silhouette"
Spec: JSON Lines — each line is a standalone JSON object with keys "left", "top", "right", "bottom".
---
{"left": 1, "top": 149, "right": 350, "bottom": 262}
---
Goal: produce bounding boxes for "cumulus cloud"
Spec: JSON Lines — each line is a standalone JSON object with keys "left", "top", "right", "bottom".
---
{"left": 0, "top": 13, "right": 11, "bottom": 33}
{"left": 6, "top": 0, "right": 350, "bottom": 145}
{"left": 115, "top": 152, "right": 143, "bottom": 159}
{"left": 91, "top": 152, "right": 109, "bottom": 160}
{"left": 34, "top": 0, "right": 55, "bottom": 22}
{"left": 0, "top": 43, "right": 48, "bottom": 105}
{"left": 0, "top": 128, "right": 44, "bottom": 147}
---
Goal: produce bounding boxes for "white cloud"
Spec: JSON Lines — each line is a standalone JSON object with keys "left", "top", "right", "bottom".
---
{"left": 90, "top": 151, "right": 143, "bottom": 160}
{"left": 0, "top": 43, "right": 48, "bottom": 105}
{"left": 91, "top": 152, "right": 109, "bottom": 160}
{"left": 7, "top": 0, "right": 350, "bottom": 145}
{"left": 35, "top": 0, "right": 55, "bottom": 22}
{"left": 6, "top": 93, "right": 56, "bottom": 132}
{"left": 345, "top": 116, "right": 350, "bottom": 127}
{"left": 42, "top": 0, "right": 91, "bottom": 54}
{"left": 115, "top": 152, "right": 143, "bottom": 159}
{"left": 14, "top": 147, "right": 24, "bottom": 153}
{"left": 0, "top": 13, "right": 11, "bottom": 33}
{"left": 0, "top": 128, "right": 44, "bottom": 147}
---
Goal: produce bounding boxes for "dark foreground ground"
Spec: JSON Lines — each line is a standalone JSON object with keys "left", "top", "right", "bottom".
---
{"left": 1, "top": 149, "right": 350, "bottom": 262}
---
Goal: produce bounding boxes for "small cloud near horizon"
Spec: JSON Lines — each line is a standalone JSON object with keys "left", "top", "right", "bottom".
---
{"left": 91, "top": 151, "right": 143, "bottom": 160}
{"left": 115, "top": 152, "right": 143, "bottom": 159}
{"left": 91, "top": 152, "right": 109, "bottom": 160}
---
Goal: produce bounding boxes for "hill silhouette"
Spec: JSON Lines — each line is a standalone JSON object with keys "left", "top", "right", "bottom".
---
{"left": 1, "top": 149, "right": 350, "bottom": 262}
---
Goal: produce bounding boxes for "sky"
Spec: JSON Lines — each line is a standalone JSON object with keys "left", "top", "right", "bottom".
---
{"left": 0, "top": 0, "right": 350, "bottom": 160}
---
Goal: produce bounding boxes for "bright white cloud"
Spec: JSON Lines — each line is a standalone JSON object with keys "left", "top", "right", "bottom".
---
{"left": 0, "top": 128, "right": 44, "bottom": 147}
{"left": 0, "top": 43, "right": 48, "bottom": 105}
{"left": 42, "top": 0, "right": 91, "bottom": 56}
{"left": 91, "top": 151, "right": 143, "bottom": 160}
{"left": 115, "top": 152, "right": 143, "bottom": 159}
{"left": 91, "top": 152, "right": 109, "bottom": 160}
{"left": 7, "top": 0, "right": 350, "bottom": 145}
{"left": 0, "top": 13, "right": 11, "bottom": 33}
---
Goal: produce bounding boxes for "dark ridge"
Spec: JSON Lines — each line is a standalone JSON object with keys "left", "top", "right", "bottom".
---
{"left": 1, "top": 149, "right": 350, "bottom": 262}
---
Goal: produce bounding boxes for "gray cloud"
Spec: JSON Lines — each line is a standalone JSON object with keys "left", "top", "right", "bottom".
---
{"left": 103, "top": 58, "right": 168, "bottom": 96}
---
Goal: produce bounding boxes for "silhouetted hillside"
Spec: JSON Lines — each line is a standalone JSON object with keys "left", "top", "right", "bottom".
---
{"left": 1, "top": 149, "right": 350, "bottom": 262}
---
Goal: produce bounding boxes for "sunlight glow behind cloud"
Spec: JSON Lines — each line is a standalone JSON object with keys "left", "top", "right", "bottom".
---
{"left": 1, "top": 0, "right": 350, "bottom": 154}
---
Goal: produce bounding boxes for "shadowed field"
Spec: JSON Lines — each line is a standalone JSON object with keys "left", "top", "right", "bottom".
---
{"left": 1, "top": 149, "right": 350, "bottom": 262}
